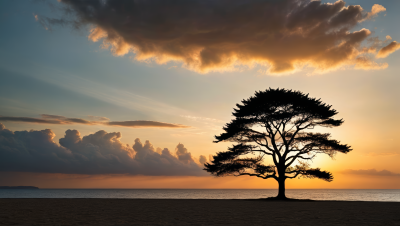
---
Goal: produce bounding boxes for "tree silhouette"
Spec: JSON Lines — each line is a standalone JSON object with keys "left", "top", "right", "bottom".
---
{"left": 204, "top": 88, "right": 352, "bottom": 199}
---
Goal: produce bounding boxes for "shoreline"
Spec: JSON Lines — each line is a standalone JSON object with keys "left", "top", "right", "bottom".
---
{"left": 0, "top": 197, "right": 400, "bottom": 203}
{"left": 2, "top": 189, "right": 398, "bottom": 202}
{"left": 1, "top": 199, "right": 399, "bottom": 225}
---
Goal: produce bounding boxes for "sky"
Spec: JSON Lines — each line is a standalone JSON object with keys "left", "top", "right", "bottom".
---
{"left": 0, "top": 0, "right": 399, "bottom": 189}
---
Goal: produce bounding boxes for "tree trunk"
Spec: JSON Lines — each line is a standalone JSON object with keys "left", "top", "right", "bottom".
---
{"left": 276, "top": 178, "right": 287, "bottom": 199}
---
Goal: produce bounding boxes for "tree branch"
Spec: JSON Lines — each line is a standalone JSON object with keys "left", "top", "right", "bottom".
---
{"left": 285, "top": 171, "right": 301, "bottom": 179}
{"left": 266, "top": 122, "right": 282, "bottom": 160}
{"left": 285, "top": 151, "right": 313, "bottom": 168}
{"left": 239, "top": 173, "right": 278, "bottom": 181}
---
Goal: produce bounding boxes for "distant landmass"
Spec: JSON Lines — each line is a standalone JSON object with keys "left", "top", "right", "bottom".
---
{"left": 0, "top": 186, "right": 39, "bottom": 189}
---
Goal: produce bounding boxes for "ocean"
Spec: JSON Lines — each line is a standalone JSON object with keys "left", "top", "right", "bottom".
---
{"left": 0, "top": 189, "right": 399, "bottom": 202}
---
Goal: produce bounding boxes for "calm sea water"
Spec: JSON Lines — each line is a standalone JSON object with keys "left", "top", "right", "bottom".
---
{"left": 0, "top": 189, "right": 399, "bottom": 202}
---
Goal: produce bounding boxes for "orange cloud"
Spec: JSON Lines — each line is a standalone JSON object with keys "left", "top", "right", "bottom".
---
{"left": 44, "top": 0, "right": 395, "bottom": 75}
{"left": 376, "top": 41, "right": 400, "bottom": 58}
{"left": 354, "top": 56, "right": 388, "bottom": 70}
{"left": 366, "top": 4, "right": 386, "bottom": 19}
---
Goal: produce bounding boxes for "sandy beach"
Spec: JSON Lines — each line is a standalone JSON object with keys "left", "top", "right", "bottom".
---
{"left": 1, "top": 199, "right": 400, "bottom": 226}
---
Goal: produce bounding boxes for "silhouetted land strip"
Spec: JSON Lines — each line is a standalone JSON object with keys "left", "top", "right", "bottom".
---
{"left": 1, "top": 199, "right": 399, "bottom": 225}
{"left": 0, "top": 186, "right": 39, "bottom": 189}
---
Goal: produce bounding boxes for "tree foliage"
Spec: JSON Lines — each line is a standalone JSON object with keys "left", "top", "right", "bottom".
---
{"left": 204, "top": 88, "right": 352, "bottom": 198}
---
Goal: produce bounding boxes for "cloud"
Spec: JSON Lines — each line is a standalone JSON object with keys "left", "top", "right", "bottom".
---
{"left": 376, "top": 41, "right": 400, "bottom": 58}
{"left": 33, "top": 13, "right": 71, "bottom": 31}
{"left": 354, "top": 56, "right": 388, "bottom": 70}
{"left": 175, "top": 143, "right": 194, "bottom": 164}
{"left": 0, "top": 116, "right": 65, "bottom": 124}
{"left": 87, "top": 115, "right": 110, "bottom": 121}
{"left": 0, "top": 114, "right": 189, "bottom": 128}
{"left": 0, "top": 123, "right": 206, "bottom": 176}
{"left": 41, "top": 114, "right": 93, "bottom": 124}
{"left": 199, "top": 155, "right": 207, "bottom": 165}
{"left": 366, "top": 4, "right": 386, "bottom": 20}
{"left": 107, "top": 121, "right": 188, "bottom": 128}
{"left": 33, "top": 14, "right": 49, "bottom": 30}
{"left": 40, "top": 0, "right": 395, "bottom": 74}
{"left": 341, "top": 169, "right": 400, "bottom": 177}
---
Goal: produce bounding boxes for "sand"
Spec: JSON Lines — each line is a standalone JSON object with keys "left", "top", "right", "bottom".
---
{"left": 1, "top": 199, "right": 399, "bottom": 226}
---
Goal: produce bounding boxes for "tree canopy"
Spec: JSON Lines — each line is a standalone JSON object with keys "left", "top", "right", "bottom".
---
{"left": 204, "top": 88, "right": 352, "bottom": 199}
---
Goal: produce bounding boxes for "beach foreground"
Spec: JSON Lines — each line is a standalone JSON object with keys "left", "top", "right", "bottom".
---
{"left": 1, "top": 199, "right": 399, "bottom": 226}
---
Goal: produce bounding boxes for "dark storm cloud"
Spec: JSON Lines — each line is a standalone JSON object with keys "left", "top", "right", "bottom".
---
{"left": 0, "top": 123, "right": 205, "bottom": 176}
{"left": 0, "top": 115, "right": 189, "bottom": 128}
{"left": 37, "top": 0, "right": 396, "bottom": 74}
{"left": 342, "top": 169, "right": 400, "bottom": 177}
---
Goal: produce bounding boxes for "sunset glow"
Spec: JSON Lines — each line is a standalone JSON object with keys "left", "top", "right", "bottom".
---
{"left": 1, "top": 0, "right": 400, "bottom": 189}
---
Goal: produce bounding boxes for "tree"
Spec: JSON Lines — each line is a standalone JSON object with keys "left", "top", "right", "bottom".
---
{"left": 204, "top": 88, "right": 352, "bottom": 199}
